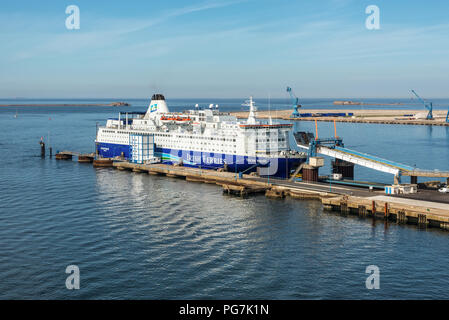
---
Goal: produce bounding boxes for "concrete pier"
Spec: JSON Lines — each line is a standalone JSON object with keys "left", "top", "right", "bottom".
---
{"left": 93, "top": 159, "right": 113, "bottom": 167}
{"left": 55, "top": 153, "right": 72, "bottom": 160}
{"left": 110, "top": 162, "right": 449, "bottom": 231}
{"left": 231, "top": 109, "right": 449, "bottom": 126}
{"left": 322, "top": 195, "right": 449, "bottom": 229}
{"left": 55, "top": 154, "right": 449, "bottom": 232}
{"left": 78, "top": 155, "right": 94, "bottom": 163}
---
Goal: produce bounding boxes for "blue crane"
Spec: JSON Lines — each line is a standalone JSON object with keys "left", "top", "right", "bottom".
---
{"left": 287, "top": 86, "right": 301, "bottom": 117}
{"left": 411, "top": 89, "right": 433, "bottom": 120}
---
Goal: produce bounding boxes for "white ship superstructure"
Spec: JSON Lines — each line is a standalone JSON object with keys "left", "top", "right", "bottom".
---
{"left": 96, "top": 94, "right": 306, "bottom": 178}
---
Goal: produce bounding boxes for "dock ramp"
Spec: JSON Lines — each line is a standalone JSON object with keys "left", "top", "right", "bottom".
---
{"left": 295, "top": 133, "right": 449, "bottom": 180}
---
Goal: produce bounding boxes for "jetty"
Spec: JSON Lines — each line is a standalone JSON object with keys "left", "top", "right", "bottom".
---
{"left": 113, "top": 162, "right": 449, "bottom": 230}
{"left": 333, "top": 101, "right": 403, "bottom": 106}
{"left": 55, "top": 151, "right": 95, "bottom": 162}
{"left": 52, "top": 152, "right": 449, "bottom": 231}
{"left": 231, "top": 109, "right": 449, "bottom": 126}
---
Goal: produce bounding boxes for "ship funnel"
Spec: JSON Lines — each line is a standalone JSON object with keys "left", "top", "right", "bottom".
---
{"left": 145, "top": 93, "right": 169, "bottom": 118}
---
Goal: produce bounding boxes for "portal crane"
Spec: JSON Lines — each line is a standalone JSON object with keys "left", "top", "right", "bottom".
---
{"left": 411, "top": 89, "right": 433, "bottom": 120}
{"left": 287, "top": 87, "right": 301, "bottom": 117}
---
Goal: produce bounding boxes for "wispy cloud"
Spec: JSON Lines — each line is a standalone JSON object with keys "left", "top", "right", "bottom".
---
{"left": 271, "top": 18, "right": 449, "bottom": 64}
{"left": 7, "top": 0, "right": 249, "bottom": 61}
{"left": 108, "top": 0, "right": 250, "bottom": 35}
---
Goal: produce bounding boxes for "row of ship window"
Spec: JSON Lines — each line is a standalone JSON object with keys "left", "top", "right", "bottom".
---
{"left": 159, "top": 140, "right": 237, "bottom": 149}
{"left": 153, "top": 133, "right": 237, "bottom": 142}
{"left": 256, "top": 138, "right": 286, "bottom": 142}
{"left": 103, "top": 130, "right": 133, "bottom": 135}
{"left": 102, "top": 131, "right": 289, "bottom": 148}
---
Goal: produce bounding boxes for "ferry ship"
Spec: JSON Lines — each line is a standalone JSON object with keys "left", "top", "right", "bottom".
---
{"left": 95, "top": 94, "right": 306, "bottom": 178}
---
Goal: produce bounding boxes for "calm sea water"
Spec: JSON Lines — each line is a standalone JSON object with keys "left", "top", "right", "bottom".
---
{"left": 1, "top": 98, "right": 449, "bottom": 299}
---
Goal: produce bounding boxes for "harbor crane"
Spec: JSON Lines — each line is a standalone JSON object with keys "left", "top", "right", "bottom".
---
{"left": 411, "top": 89, "right": 433, "bottom": 120}
{"left": 287, "top": 86, "right": 301, "bottom": 117}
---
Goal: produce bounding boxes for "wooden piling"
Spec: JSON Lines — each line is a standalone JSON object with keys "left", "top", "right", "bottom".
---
{"left": 418, "top": 214, "right": 428, "bottom": 226}
{"left": 384, "top": 202, "right": 389, "bottom": 219}
{"left": 40, "top": 141, "right": 45, "bottom": 158}
{"left": 397, "top": 210, "right": 407, "bottom": 224}
{"left": 358, "top": 205, "right": 366, "bottom": 217}
{"left": 340, "top": 201, "right": 349, "bottom": 215}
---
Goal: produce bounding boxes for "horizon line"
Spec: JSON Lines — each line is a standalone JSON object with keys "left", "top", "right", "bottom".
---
{"left": 1, "top": 96, "right": 449, "bottom": 100}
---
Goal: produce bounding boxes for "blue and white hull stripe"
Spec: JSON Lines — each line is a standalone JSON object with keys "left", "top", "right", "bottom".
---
{"left": 96, "top": 142, "right": 304, "bottom": 178}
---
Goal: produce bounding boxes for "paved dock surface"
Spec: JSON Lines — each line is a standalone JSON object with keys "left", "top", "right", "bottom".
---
{"left": 391, "top": 190, "right": 449, "bottom": 205}
{"left": 263, "top": 179, "right": 381, "bottom": 197}
{"left": 369, "top": 195, "right": 449, "bottom": 211}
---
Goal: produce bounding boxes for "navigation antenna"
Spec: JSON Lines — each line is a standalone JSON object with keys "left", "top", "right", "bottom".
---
{"left": 242, "top": 96, "right": 258, "bottom": 125}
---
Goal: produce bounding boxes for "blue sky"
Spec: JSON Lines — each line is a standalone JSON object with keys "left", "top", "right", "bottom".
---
{"left": 0, "top": 0, "right": 448, "bottom": 98}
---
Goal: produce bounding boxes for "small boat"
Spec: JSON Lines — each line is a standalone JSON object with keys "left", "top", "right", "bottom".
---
{"left": 175, "top": 116, "right": 192, "bottom": 124}
{"left": 14, "top": 110, "right": 18, "bottom": 118}
{"left": 160, "top": 115, "right": 192, "bottom": 124}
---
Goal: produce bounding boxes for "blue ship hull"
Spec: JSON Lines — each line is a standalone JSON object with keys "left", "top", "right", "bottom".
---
{"left": 96, "top": 142, "right": 305, "bottom": 179}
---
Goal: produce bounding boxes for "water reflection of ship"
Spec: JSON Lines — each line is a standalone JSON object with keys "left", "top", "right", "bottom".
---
{"left": 14, "top": 109, "right": 18, "bottom": 118}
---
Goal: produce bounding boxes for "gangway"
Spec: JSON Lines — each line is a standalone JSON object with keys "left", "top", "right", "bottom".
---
{"left": 294, "top": 131, "right": 449, "bottom": 184}
{"left": 297, "top": 142, "right": 414, "bottom": 176}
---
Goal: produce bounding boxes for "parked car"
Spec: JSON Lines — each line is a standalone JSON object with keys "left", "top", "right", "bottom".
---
{"left": 438, "top": 186, "right": 449, "bottom": 193}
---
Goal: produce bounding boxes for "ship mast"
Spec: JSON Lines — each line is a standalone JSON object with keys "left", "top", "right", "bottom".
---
{"left": 244, "top": 96, "right": 258, "bottom": 125}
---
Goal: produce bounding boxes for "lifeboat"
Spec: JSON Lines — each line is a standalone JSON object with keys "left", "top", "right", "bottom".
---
{"left": 160, "top": 115, "right": 176, "bottom": 123}
{"left": 160, "top": 115, "right": 192, "bottom": 124}
{"left": 175, "top": 116, "right": 192, "bottom": 123}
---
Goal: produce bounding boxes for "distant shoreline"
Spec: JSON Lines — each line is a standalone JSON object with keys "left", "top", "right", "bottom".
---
{"left": 0, "top": 102, "right": 131, "bottom": 107}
